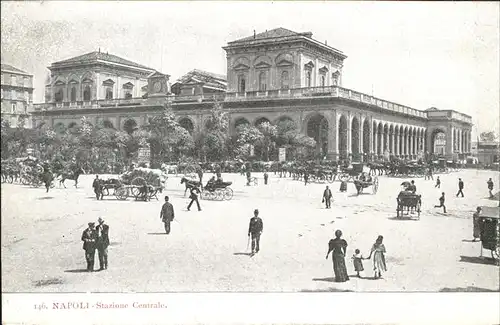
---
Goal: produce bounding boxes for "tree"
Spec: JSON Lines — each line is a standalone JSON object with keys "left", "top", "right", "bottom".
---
{"left": 255, "top": 121, "right": 278, "bottom": 161}
{"left": 203, "top": 100, "right": 230, "bottom": 161}
{"left": 480, "top": 131, "right": 497, "bottom": 142}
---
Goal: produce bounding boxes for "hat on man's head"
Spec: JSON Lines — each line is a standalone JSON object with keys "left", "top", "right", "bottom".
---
{"left": 98, "top": 217, "right": 104, "bottom": 224}
{"left": 88, "top": 222, "right": 95, "bottom": 226}
{"left": 254, "top": 209, "right": 259, "bottom": 214}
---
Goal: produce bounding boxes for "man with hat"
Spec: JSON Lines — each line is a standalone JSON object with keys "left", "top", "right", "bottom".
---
{"left": 96, "top": 217, "right": 110, "bottom": 270}
{"left": 248, "top": 209, "right": 263, "bottom": 254}
{"left": 81, "top": 222, "right": 98, "bottom": 272}
{"left": 160, "top": 196, "right": 175, "bottom": 234}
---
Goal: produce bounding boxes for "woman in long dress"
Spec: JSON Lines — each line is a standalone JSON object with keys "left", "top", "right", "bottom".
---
{"left": 326, "top": 230, "right": 350, "bottom": 282}
{"left": 472, "top": 207, "right": 482, "bottom": 242}
{"left": 368, "top": 235, "right": 387, "bottom": 278}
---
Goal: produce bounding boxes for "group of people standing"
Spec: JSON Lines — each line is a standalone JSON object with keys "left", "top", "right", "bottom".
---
{"left": 81, "top": 217, "right": 109, "bottom": 272}
{"left": 326, "top": 230, "right": 387, "bottom": 282}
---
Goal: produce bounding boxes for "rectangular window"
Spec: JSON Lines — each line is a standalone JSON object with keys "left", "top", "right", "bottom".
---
{"left": 11, "top": 75, "right": 16, "bottom": 85}
{"left": 12, "top": 103, "right": 17, "bottom": 113}
{"left": 11, "top": 90, "right": 17, "bottom": 100}
{"left": 0, "top": 73, "right": 3, "bottom": 84}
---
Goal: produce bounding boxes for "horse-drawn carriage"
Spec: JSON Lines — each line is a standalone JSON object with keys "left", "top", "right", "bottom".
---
{"left": 338, "top": 163, "right": 365, "bottom": 182}
{"left": 308, "top": 166, "right": 336, "bottom": 183}
{"left": 203, "top": 180, "right": 233, "bottom": 201}
{"left": 396, "top": 191, "right": 422, "bottom": 219}
{"left": 99, "top": 168, "right": 167, "bottom": 201}
{"left": 353, "top": 174, "right": 379, "bottom": 195}
{"left": 477, "top": 206, "right": 500, "bottom": 262}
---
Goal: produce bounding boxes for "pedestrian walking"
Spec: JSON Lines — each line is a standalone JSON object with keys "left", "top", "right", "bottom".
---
{"left": 322, "top": 186, "right": 333, "bottom": 209}
{"left": 81, "top": 222, "right": 98, "bottom": 272}
{"left": 367, "top": 235, "right": 387, "bottom": 279}
{"left": 339, "top": 179, "right": 347, "bottom": 192}
{"left": 352, "top": 249, "right": 365, "bottom": 278}
{"left": 472, "top": 206, "right": 482, "bottom": 242}
{"left": 187, "top": 186, "right": 201, "bottom": 211}
{"left": 303, "top": 171, "right": 309, "bottom": 185}
{"left": 92, "top": 175, "right": 103, "bottom": 200}
{"left": 428, "top": 166, "right": 434, "bottom": 180}
{"left": 456, "top": 178, "right": 464, "bottom": 197}
{"left": 263, "top": 171, "right": 268, "bottom": 185}
{"left": 435, "top": 176, "right": 441, "bottom": 188}
{"left": 434, "top": 192, "right": 447, "bottom": 213}
{"left": 248, "top": 209, "right": 263, "bottom": 254}
{"left": 325, "top": 230, "right": 349, "bottom": 282}
{"left": 160, "top": 196, "right": 175, "bottom": 234}
{"left": 487, "top": 178, "right": 494, "bottom": 198}
{"left": 96, "top": 217, "right": 109, "bottom": 270}
{"left": 246, "top": 170, "right": 251, "bottom": 186}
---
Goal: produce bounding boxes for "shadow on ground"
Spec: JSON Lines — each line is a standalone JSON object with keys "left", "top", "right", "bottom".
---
{"left": 388, "top": 217, "right": 419, "bottom": 221}
{"left": 37, "top": 196, "right": 54, "bottom": 200}
{"left": 459, "top": 255, "right": 498, "bottom": 266}
{"left": 301, "top": 287, "right": 353, "bottom": 292}
{"left": 439, "top": 286, "right": 499, "bottom": 292}
{"left": 233, "top": 252, "right": 253, "bottom": 256}
{"left": 64, "top": 269, "right": 90, "bottom": 273}
{"left": 147, "top": 233, "right": 167, "bottom": 235}
{"left": 33, "top": 278, "right": 64, "bottom": 286}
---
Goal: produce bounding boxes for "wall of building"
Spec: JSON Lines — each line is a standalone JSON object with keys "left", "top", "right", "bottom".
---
{"left": 1, "top": 70, "right": 34, "bottom": 127}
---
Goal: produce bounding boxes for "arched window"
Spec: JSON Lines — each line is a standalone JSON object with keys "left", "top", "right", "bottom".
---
{"left": 258, "top": 72, "right": 267, "bottom": 91}
{"left": 281, "top": 71, "right": 289, "bottom": 90}
{"left": 83, "top": 85, "right": 91, "bottom": 101}
{"left": 238, "top": 75, "right": 246, "bottom": 93}
{"left": 70, "top": 87, "right": 77, "bottom": 102}
{"left": 320, "top": 75, "right": 326, "bottom": 87}
{"left": 55, "top": 89, "right": 63, "bottom": 103}
{"left": 305, "top": 71, "right": 311, "bottom": 87}
{"left": 105, "top": 87, "right": 113, "bottom": 100}
{"left": 332, "top": 72, "right": 339, "bottom": 86}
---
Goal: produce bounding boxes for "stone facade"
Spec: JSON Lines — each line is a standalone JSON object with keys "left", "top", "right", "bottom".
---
{"left": 1, "top": 64, "right": 34, "bottom": 127}
{"left": 32, "top": 28, "right": 474, "bottom": 161}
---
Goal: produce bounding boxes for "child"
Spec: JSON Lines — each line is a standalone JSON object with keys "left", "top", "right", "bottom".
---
{"left": 435, "top": 176, "right": 441, "bottom": 188}
{"left": 368, "top": 235, "right": 387, "bottom": 279}
{"left": 352, "top": 249, "right": 365, "bottom": 277}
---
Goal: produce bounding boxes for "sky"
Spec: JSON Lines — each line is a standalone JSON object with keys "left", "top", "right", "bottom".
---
{"left": 1, "top": 1, "right": 499, "bottom": 138}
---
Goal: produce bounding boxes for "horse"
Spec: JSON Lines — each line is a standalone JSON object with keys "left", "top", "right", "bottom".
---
{"left": 40, "top": 171, "right": 55, "bottom": 193}
{"left": 57, "top": 167, "right": 85, "bottom": 188}
{"left": 180, "top": 177, "right": 202, "bottom": 197}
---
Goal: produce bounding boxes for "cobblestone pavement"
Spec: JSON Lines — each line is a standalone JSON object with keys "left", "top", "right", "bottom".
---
{"left": 2, "top": 169, "right": 499, "bottom": 292}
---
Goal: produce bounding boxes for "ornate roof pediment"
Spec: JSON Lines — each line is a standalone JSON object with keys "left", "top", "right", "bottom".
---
{"left": 304, "top": 61, "right": 315, "bottom": 70}
{"left": 82, "top": 77, "right": 93, "bottom": 84}
{"left": 254, "top": 61, "right": 272, "bottom": 69}
{"left": 332, "top": 70, "right": 340, "bottom": 77}
{"left": 234, "top": 63, "right": 250, "bottom": 71}
{"left": 123, "top": 82, "right": 134, "bottom": 89}
{"left": 275, "top": 53, "right": 294, "bottom": 67}
{"left": 54, "top": 80, "right": 66, "bottom": 86}
{"left": 68, "top": 79, "right": 79, "bottom": 84}
{"left": 102, "top": 79, "right": 115, "bottom": 86}
{"left": 319, "top": 66, "right": 329, "bottom": 74}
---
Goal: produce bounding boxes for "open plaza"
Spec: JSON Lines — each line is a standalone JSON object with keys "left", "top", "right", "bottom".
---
{"left": 2, "top": 168, "right": 499, "bottom": 293}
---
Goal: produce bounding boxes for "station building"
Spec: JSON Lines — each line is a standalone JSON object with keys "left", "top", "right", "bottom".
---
{"left": 32, "top": 27, "right": 473, "bottom": 161}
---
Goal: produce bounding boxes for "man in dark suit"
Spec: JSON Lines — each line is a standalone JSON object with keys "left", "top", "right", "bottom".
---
{"left": 248, "top": 209, "right": 263, "bottom": 254}
{"left": 81, "top": 222, "right": 98, "bottom": 272}
{"left": 187, "top": 186, "right": 201, "bottom": 211}
{"left": 456, "top": 178, "right": 464, "bottom": 197}
{"left": 323, "top": 186, "right": 333, "bottom": 209}
{"left": 92, "top": 175, "right": 103, "bottom": 200}
{"left": 160, "top": 196, "right": 175, "bottom": 234}
{"left": 96, "top": 217, "right": 110, "bottom": 270}
{"left": 434, "top": 192, "right": 447, "bottom": 213}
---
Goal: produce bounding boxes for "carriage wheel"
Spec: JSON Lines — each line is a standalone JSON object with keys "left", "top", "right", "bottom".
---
{"left": 492, "top": 246, "right": 499, "bottom": 260}
{"left": 184, "top": 164, "right": 197, "bottom": 179}
{"left": 339, "top": 173, "right": 349, "bottom": 182}
{"left": 7, "top": 175, "right": 14, "bottom": 183}
{"left": 214, "top": 189, "right": 222, "bottom": 200}
{"left": 115, "top": 186, "right": 129, "bottom": 200}
{"left": 130, "top": 177, "right": 147, "bottom": 197}
{"left": 372, "top": 177, "right": 379, "bottom": 194}
{"left": 327, "top": 174, "right": 335, "bottom": 183}
{"left": 319, "top": 174, "right": 327, "bottom": 183}
{"left": 223, "top": 187, "right": 233, "bottom": 200}
{"left": 102, "top": 187, "right": 110, "bottom": 197}
{"left": 21, "top": 176, "right": 29, "bottom": 185}
{"left": 148, "top": 188, "right": 159, "bottom": 200}
{"left": 252, "top": 177, "right": 258, "bottom": 186}
{"left": 206, "top": 191, "right": 215, "bottom": 200}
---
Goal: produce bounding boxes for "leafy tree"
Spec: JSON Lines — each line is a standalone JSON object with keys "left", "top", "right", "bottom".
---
{"left": 255, "top": 121, "right": 278, "bottom": 161}
{"left": 203, "top": 100, "right": 229, "bottom": 161}
{"left": 480, "top": 131, "right": 497, "bottom": 142}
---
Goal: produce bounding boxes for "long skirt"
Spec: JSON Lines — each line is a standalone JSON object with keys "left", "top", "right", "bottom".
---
{"left": 473, "top": 216, "right": 481, "bottom": 239}
{"left": 332, "top": 253, "right": 350, "bottom": 282}
{"left": 373, "top": 251, "right": 387, "bottom": 273}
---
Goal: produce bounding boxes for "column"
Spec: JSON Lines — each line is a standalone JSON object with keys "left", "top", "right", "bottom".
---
{"left": 373, "top": 122, "right": 378, "bottom": 157}
{"left": 95, "top": 72, "right": 101, "bottom": 100}
{"left": 327, "top": 110, "right": 337, "bottom": 160}
{"left": 395, "top": 129, "right": 399, "bottom": 156}
{"left": 446, "top": 127, "right": 454, "bottom": 158}
{"left": 347, "top": 114, "right": 352, "bottom": 157}
{"left": 359, "top": 118, "right": 364, "bottom": 161}
{"left": 405, "top": 129, "right": 410, "bottom": 157}
{"left": 390, "top": 130, "right": 395, "bottom": 156}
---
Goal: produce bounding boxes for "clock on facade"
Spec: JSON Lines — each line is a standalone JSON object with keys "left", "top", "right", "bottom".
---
{"left": 153, "top": 81, "right": 162, "bottom": 92}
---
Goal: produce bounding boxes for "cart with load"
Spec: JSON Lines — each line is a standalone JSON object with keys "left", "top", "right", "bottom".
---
{"left": 99, "top": 168, "right": 167, "bottom": 201}
{"left": 396, "top": 191, "right": 421, "bottom": 219}
{"left": 477, "top": 206, "right": 500, "bottom": 262}
{"left": 339, "top": 163, "right": 365, "bottom": 182}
